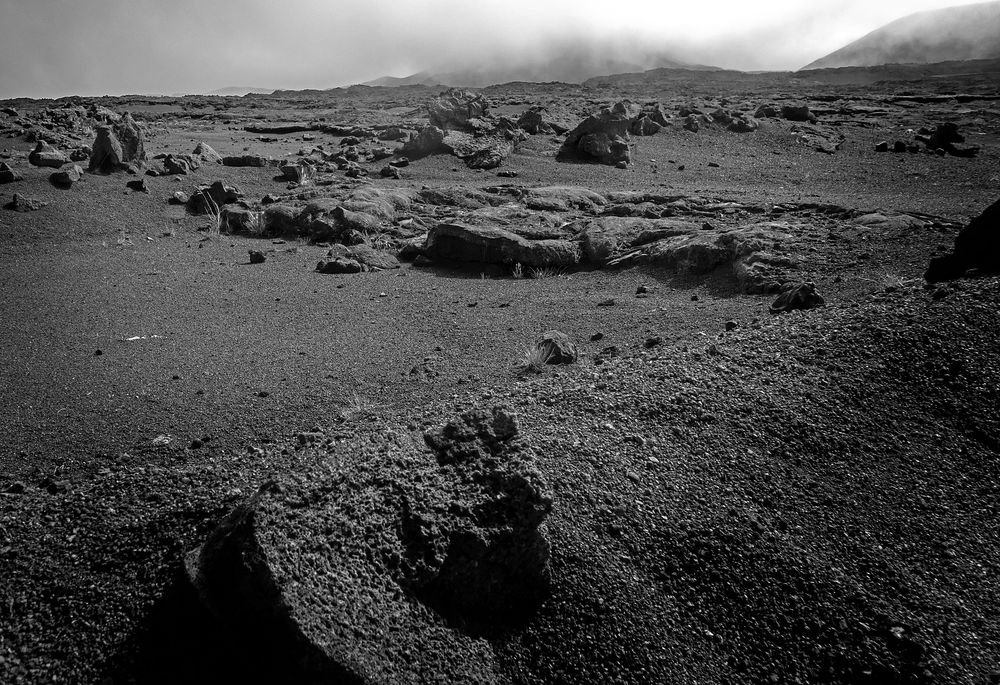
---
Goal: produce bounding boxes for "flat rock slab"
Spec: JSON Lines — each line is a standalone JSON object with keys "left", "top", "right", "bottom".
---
{"left": 186, "top": 409, "right": 552, "bottom": 683}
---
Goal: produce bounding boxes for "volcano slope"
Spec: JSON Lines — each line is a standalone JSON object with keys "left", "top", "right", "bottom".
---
{"left": 0, "top": 66, "right": 999, "bottom": 684}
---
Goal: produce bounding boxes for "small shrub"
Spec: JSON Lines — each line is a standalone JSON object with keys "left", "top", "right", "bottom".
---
{"left": 511, "top": 262, "right": 524, "bottom": 279}
{"left": 528, "top": 265, "right": 564, "bottom": 279}
{"left": 521, "top": 345, "right": 551, "bottom": 373}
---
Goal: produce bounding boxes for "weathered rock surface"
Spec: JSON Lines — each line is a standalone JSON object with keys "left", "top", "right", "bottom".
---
{"left": 425, "top": 223, "right": 580, "bottom": 268}
{"left": 186, "top": 409, "right": 551, "bottom": 683}
{"left": 596, "top": 219, "right": 800, "bottom": 293}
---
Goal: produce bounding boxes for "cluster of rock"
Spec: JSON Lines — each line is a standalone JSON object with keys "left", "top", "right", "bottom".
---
{"left": 876, "top": 122, "right": 980, "bottom": 157}
{"left": 186, "top": 408, "right": 552, "bottom": 682}
{"left": 401, "top": 89, "right": 526, "bottom": 170}
{"left": 150, "top": 141, "right": 223, "bottom": 176}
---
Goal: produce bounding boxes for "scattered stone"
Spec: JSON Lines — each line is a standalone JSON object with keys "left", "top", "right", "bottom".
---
{"left": 28, "top": 141, "right": 68, "bottom": 168}
{"left": 644, "top": 336, "right": 662, "bottom": 348}
{"left": 497, "top": 170, "right": 517, "bottom": 178}
{"left": 248, "top": 250, "right": 267, "bottom": 264}
{"left": 126, "top": 178, "right": 149, "bottom": 193}
{"left": 875, "top": 141, "right": 889, "bottom": 152}
{"left": 769, "top": 282, "right": 825, "bottom": 314}
{"left": 725, "top": 320, "right": 738, "bottom": 331}
{"left": 169, "top": 191, "right": 190, "bottom": 205}
{"left": 379, "top": 165, "right": 401, "bottom": 179}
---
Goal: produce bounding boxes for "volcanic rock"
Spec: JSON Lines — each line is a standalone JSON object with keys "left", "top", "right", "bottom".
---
{"left": 5, "top": 193, "right": 46, "bottom": 212}
{"left": 425, "top": 223, "right": 580, "bottom": 268}
{"left": 532, "top": 331, "right": 578, "bottom": 365}
{"left": 428, "top": 89, "right": 490, "bottom": 132}
{"left": 561, "top": 102, "right": 633, "bottom": 166}
{"left": 769, "top": 281, "right": 826, "bottom": 313}
{"left": 193, "top": 141, "right": 222, "bottom": 164}
{"left": 0, "top": 162, "right": 23, "bottom": 183}
{"left": 50, "top": 164, "right": 83, "bottom": 187}
{"left": 186, "top": 408, "right": 551, "bottom": 682}
{"left": 28, "top": 141, "right": 68, "bottom": 168}
{"left": 925, "top": 197, "right": 1000, "bottom": 281}
{"left": 89, "top": 114, "right": 146, "bottom": 173}
{"left": 400, "top": 125, "right": 446, "bottom": 158}
{"left": 222, "top": 155, "right": 274, "bottom": 167}
{"left": 780, "top": 104, "right": 817, "bottom": 123}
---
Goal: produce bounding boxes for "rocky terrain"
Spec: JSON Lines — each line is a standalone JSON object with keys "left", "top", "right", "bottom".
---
{"left": 1, "top": 61, "right": 999, "bottom": 684}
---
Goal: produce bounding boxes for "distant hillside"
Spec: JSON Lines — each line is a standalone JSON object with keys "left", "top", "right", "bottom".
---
{"left": 802, "top": 1, "right": 1000, "bottom": 70}
{"left": 210, "top": 86, "right": 275, "bottom": 96}
{"left": 362, "top": 40, "right": 717, "bottom": 88}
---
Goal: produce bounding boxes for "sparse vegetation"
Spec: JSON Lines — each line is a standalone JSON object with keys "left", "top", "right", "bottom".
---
{"left": 200, "top": 190, "right": 224, "bottom": 236}
{"left": 511, "top": 262, "right": 524, "bottom": 279}
{"left": 520, "top": 345, "right": 551, "bottom": 373}
{"left": 528, "top": 265, "right": 564, "bottom": 279}
{"left": 244, "top": 209, "right": 265, "bottom": 237}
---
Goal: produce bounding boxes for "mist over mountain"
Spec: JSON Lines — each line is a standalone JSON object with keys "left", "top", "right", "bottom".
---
{"left": 802, "top": 1, "right": 1000, "bottom": 70}
{"left": 363, "top": 37, "right": 717, "bottom": 88}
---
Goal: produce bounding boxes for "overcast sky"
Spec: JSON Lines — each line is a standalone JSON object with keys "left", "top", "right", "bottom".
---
{"left": 0, "top": 0, "right": 982, "bottom": 98}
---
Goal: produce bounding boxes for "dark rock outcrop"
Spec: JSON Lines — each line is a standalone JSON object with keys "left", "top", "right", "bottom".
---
{"left": 50, "top": 164, "right": 83, "bottom": 187}
{"left": 560, "top": 102, "right": 633, "bottom": 166}
{"left": 425, "top": 223, "right": 580, "bottom": 268}
{"left": 769, "top": 282, "right": 826, "bottom": 314}
{"left": 0, "top": 162, "right": 23, "bottom": 183}
{"left": 89, "top": 114, "right": 146, "bottom": 173}
{"left": 925, "top": 198, "right": 1000, "bottom": 281}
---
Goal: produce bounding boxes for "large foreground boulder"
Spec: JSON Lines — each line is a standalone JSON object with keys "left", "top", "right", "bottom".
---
{"left": 425, "top": 223, "right": 580, "bottom": 268}
{"left": 186, "top": 408, "right": 552, "bottom": 683}
{"left": 560, "top": 102, "right": 633, "bottom": 166}
{"left": 925, "top": 198, "right": 1000, "bottom": 281}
